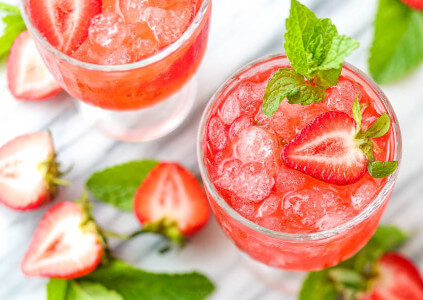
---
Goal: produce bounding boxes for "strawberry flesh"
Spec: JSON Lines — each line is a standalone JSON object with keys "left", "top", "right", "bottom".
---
{"left": 7, "top": 31, "right": 62, "bottom": 101}
{"left": 282, "top": 111, "right": 367, "bottom": 185}
{"left": 363, "top": 252, "right": 423, "bottom": 300}
{"left": 21, "top": 201, "right": 103, "bottom": 279}
{"left": 27, "top": 0, "right": 102, "bottom": 55}
{"left": 0, "top": 132, "right": 55, "bottom": 210}
{"left": 134, "top": 162, "right": 210, "bottom": 236}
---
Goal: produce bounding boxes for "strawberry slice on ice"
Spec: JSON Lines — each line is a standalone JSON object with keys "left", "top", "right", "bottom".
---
{"left": 283, "top": 111, "right": 367, "bottom": 185}
{"left": 133, "top": 163, "right": 210, "bottom": 245}
{"left": 21, "top": 200, "right": 103, "bottom": 279}
{"left": 0, "top": 132, "right": 63, "bottom": 210}
{"left": 283, "top": 98, "right": 397, "bottom": 185}
{"left": 361, "top": 253, "right": 423, "bottom": 300}
{"left": 7, "top": 31, "right": 62, "bottom": 101}
{"left": 400, "top": 0, "right": 423, "bottom": 10}
{"left": 27, "top": 0, "right": 102, "bottom": 55}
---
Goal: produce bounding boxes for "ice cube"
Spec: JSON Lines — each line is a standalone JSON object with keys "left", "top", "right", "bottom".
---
{"left": 237, "top": 81, "right": 263, "bottom": 117}
{"left": 276, "top": 167, "right": 306, "bottom": 193}
{"left": 230, "top": 198, "right": 257, "bottom": 220}
{"left": 351, "top": 181, "right": 378, "bottom": 210}
{"left": 89, "top": 13, "right": 127, "bottom": 50}
{"left": 229, "top": 116, "right": 252, "bottom": 142}
{"left": 257, "top": 216, "right": 283, "bottom": 231}
{"left": 120, "top": 0, "right": 149, "bottom": 23}
{"left": 208, "top": 116, "right": 228, "bottom": 151}
{"left": 232, "top": 162, "right": 275, "bottom": 203}
{"left": 234, "top": 126, "right": 279, "bottom": 164}
{"left": 214, "top": 159, "right": 242, "bottom": 190}
{"left": 316, "top": 210, "right": 355, "bottom": 230}
{"left": 325, "top": 79, "right": 364, "bottom": 113}
{"left": 218, "top": 94, "right": 240, "bottom": 125}
{"left": 257, "top": 194, "right": 281, "bottom": 218}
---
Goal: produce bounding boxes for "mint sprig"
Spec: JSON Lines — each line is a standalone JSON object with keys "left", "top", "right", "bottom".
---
{"left": 47, "top": 260, "right": 215, "bottom": 300}
{"left": 86, "top": 160, "right": 158, "bottom": 211}
{"left": 369, "top": 0, "right": 423, "bottom": 84}
{"left": 0, "top": 2, "right": 26, "bottom": 57}
{"left": 352, "top": 97, "right": 398, "bottom": 178}
{"left": 263, "top": 0, "right": 359, "bottom": 116}
{"left": 299, "top": 225, "right": 408, "bottom": 300}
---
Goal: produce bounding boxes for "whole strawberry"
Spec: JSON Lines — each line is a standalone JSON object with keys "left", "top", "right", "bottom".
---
{"left": 0, "top": 131, "right": 65, "bottom": 210}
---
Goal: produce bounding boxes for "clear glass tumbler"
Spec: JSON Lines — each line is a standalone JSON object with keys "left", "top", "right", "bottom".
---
{"left": 197, "top": 54, "right": 402, "bottom": 292}
{"left": 21, "top": 0, "right": 211, "bottom": 142}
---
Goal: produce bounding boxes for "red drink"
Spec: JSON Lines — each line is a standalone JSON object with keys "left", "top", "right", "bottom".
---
{"left": 198, "top": 55, "right": 401, "bottom": 271}
{"left": 22, "top": 0, "right": 211, "bottom": 141}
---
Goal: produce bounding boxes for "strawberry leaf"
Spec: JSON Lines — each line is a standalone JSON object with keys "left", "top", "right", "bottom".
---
{"left": 369, "top": 0, "right": 423, "bottom": 84}
{"left": 352, "top": 95, "right": 362, "bottom": 132}
{"left": 86, "top": 160, "right": 158, "bottom": 211}
{"left": 368, "top": 160, "right": 398, "bottom": 178}
{"left": 365, "top": 113, "right": 391, "bottom": 138}
{"left": 263, "top": 68, "right": 326, "bottom": 116}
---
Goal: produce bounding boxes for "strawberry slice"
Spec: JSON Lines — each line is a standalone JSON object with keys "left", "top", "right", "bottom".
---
{"left": 400, "top": 0, "right": 423, "bottom": 10}
{"left": 21, "top": 201, "right": 103, "bottom": 278}
{"left": 7, "top": 31, "right": 62, "bottom": 101}
{"left": 133, "top": 163, "right": 210, "bottom": 245}
{"left": 0, "top": 132, "right": 63, "bottom": 210}
{"left": 27, "top": 0, "right": 102, "bottom": 55}
{"left": 283, "top": 111, "right": 367, "bottom": 185}
{"left": 361, "top": 253, "right": 423, "bottom": 300}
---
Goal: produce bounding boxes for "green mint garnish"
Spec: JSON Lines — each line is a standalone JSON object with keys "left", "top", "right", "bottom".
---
{"left": 0, "top": 2, "right": 26, "bottom": 57}
{"left": 86, "top": 160, "right": 158, "bottom": 211}
{"left": 352, "top": 97, "right": 398, "bottom": 178}
{"left": 47, "top": 260, "right": 215, "bottom": 300}
{"left": 263, "top": 0, "right": 359, "bottom": 116}
{"left": 369, "top": 0, "right": 423, "bottom": 84}
{"left": 299, "top": 225, "right": 408, "bottom": 300}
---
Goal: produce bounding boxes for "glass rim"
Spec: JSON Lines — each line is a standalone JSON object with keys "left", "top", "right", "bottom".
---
{"left": 20, "top": 0, "right": 210, "bottom": 71}
{"left": 196, "top": 53, "right": 402, "bottom": 242}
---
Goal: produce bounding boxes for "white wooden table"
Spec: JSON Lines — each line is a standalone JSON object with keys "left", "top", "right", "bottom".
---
{"left": 1, "top": 0, "right": 422, "bottom": 299}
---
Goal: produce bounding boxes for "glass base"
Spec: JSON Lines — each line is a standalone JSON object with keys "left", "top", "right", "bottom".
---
{"left": 238, "top": 251, "right": 305, "bottom": 295}
{"left": 77, "top": 76, "right": 197, "bottom": 142}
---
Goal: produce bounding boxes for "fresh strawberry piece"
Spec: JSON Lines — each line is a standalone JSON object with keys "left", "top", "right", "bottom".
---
{"left": 362, "top": 253, "right": 423, "bottom": 300}
{"left": 134, "top": 163, "right": 210, "bottom": 242}
{"left": 0, "top": 132, "right": 62, "bottom": 210}
{"left": 282, "top": 111, "right": 367, "bottom": 185}
{"left": 400, "top": 0, "right": 423, "bottom": 10}
{"left": 7, "top": 31, "right": 62, "bottom": 100}
{"left": 21, "top": 201, "right": 103, "bottom": 278}
{"left": 27, "top": 0, "right": 102, "bottom": 55}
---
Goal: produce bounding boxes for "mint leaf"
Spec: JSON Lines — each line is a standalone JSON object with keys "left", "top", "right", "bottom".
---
{"left": 368, "top": 161, "right": 398, "bottom": 178}
{"left": 262, "top": 68, "right": 326, "bottom": 116}
{"left": 365, "top": 113, "right": 390, "bottom": 138}
{"left": 314, "top": 67, "right": 342, "bottom": 89}
{"left": 86, "top": 160, "right": 158, "bottom": 211}
{"left": 369, "top": 0, "right": 423, "bottom": 84}
{"left": 47, "top": 279, "right": 123, "bottom": 300}
{"left": 299, "top": 225, "right": 407, "bottom": 300}
{"left": 82, "top": 260, "right": 215, "bottom": 300}
{"left": 0, "top": 2, "right": 26, "bottom": 57}
{"left": 284, "top": 0, "right": 358, "bottom": 79}
{"left": 352, "top": 95, "right": 361, "bottom": 132}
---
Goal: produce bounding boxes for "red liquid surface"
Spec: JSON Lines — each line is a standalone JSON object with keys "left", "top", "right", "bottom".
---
{"left": 27, "top": 0, "right": 210, "bottom": 110}
{"left": 202, "top": 56, "right": 398, "bottom": 270}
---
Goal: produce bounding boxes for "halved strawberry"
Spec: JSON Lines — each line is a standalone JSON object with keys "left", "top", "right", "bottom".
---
{"left": 283, "top": 111, "right": 367, "bottom": 185}
{"left": 21, "top": 201, "right": 103, "bottom": 279}
{"left": 400, "top": 0, "right": 423, "bottom": 10}
{"left": 7, "top": 31, "right": 62, "bottom": 101}
{"left": 361, "top": 253, "right": 423, "bottom": 300}
{"left": 0, "top": 132, "right": 64, "bottom": 210}
{"left": 27, "top": 0, "right": 102, "bottom": 55}
{"left": 133, "top": 163, "right": 210, "bottom": 245}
